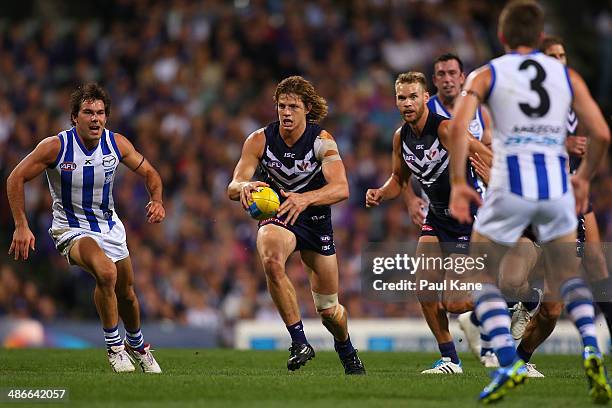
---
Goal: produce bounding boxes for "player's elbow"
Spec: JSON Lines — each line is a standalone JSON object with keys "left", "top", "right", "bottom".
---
{"left": 6, "top": 169, "right": 23, "bottom": 189}
{"left": 337, "top": 182, "right": 349, "bottom": 202}
{"left": 598, "top": 126, "right": 611, "bottom": 144}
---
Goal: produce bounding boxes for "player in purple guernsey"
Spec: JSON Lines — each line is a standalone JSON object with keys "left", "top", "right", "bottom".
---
{"left": 228, "top": 76, "right": 365, "bottom": 375}
{"left": 7, "top": 83, "right": 165, "bottom": 374}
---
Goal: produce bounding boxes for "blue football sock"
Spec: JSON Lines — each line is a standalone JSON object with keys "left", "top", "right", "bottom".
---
{"left": 439, "top": 341, "right": 460, "bottom": 364}
{"left": 286, "top": 320, "right": 309, "bottom": 345}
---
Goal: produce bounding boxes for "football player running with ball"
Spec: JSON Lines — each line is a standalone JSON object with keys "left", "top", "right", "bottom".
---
{"left": 228, "top": 76, "right": 365, "bottom": 375}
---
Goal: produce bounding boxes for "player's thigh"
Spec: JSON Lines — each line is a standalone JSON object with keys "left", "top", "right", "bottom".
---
{"left": 416, "top": 235, "right": 444, "bottom": 281}
{"left": 469, "top": 230, "right": 509, "bottom": 282}
{"left": 584, "top": 212, "right": 602, "bottom": 244}
{"left": 69, "top": 237, "right": 116, "bottom": 280}
{"left": 300, "top": 250, "right": 338, "bottom": 295}
{"left": 256, "top": 223, "right": 297, "bottom": 266}
{"left": 542, "top": 231, "right": 581, "bottom": 293}
{"left": 499, "top": 236, "right": 539, "bottom": 293}
{"left": 115, "top": 257, "right": 135, "bottom": 296}
{"left": 581, "top": 212, "right": 608, "bottom": 281}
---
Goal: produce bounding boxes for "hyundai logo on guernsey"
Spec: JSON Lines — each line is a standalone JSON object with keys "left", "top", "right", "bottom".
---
{"left": 102, "top": 155, "right": 117, "bottom": 167}
{"left": 60, "top": 162, "right": 77, "bottom": 171}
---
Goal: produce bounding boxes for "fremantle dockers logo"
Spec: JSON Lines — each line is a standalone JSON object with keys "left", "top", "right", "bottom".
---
{"left": 424, "top": 148, "right": 442, "bottom": 163}
{"left": 102, "top": 155, "right": 117, "bottom": 167}
{"left": 60, "top": 162, "right": 77, "bottom": 171}
{"left": 294, "top": 160, "right": 314, "bottom": 173}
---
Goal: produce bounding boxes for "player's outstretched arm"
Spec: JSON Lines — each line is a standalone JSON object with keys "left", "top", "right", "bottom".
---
{"left": 277, "top": 131, "right": 349, "bottom": 225}
{"left": 227, "top": 129, "right": 267, "bottom": 210}
{"left": 366, "top": 129, "right": 409, "bottom": 208}
{"left": 7, "top": 136, "right": 61, "bottom": 260}
{"left": 569, "top": 68, "right": 611, "bottom": 213}
{"left": 114, "top": 133, "right": 165, "bottom": 223}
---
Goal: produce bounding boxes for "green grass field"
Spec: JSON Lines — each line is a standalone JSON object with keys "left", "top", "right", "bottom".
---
{"left": 0, "top": 349, "right": 605, "bottom": 407}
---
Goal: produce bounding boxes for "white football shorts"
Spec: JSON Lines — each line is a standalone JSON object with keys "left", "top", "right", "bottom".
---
{"left": 48, "top": 219, "right": 129, "bottom": 264}
{"left": 474, "top": 188, "right": 577, "bottom": 244}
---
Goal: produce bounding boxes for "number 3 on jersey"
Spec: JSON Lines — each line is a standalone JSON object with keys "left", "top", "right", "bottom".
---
{"left": 519, "top": 59, "right": 551, "bottom": 118}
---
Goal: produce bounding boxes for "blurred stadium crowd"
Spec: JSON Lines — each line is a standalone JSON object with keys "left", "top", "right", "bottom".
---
{"left": 0, "top": 0, "right": 611, "bottom": 337}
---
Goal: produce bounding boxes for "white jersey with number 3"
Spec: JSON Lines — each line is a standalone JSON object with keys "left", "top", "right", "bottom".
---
{"left": 487, "top": 51, "right": 573, "bottom": 201}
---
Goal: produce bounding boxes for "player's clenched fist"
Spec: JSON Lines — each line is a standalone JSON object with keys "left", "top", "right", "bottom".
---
{"left": 365, "top": 189, "right": 384, "bottom": 208}
{"left": 239, "top": 181, "right": 269, "bottom": 210}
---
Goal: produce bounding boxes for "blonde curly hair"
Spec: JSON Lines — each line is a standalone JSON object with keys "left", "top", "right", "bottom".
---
{"left": 274, "top": 76, "right": 328, "bottom": 123}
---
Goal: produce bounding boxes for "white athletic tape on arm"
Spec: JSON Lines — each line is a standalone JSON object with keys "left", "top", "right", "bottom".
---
{"left": 314, "top": 136, "right": 341, "bottom": 164}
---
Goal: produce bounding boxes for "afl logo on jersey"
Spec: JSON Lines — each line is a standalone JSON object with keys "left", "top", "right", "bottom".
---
{"left": 268, "top": 160, "right": 282, "bottom": 169}
{"left": 60, "top": 162, "right": 77, "bottom": 171}
{"left": 403, "top": 153, "right": 416, "bottom": 162}
{"left": 102, "top": 155, "right": 117, "bottom": 167}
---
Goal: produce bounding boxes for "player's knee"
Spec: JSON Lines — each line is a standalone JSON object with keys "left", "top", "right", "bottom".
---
{"left": 539, "top": 302, "right": 563, "bottom": 322}
{"left": 116, "top": 284, "right": 136, "bottom": 301}
{"left": 499, "top": 281, "right": 524, "bottom": 299}
{"left": 443, "top": 299, "right": 471, "bottom": 314}
{"left": 95, "top": 261, "right": 117, "bottom": 288}
{"left": 261, "top": 254, "right": 286, "bottom": 283}
{"left": 313, "top": 292, "right": 343, "bottom": 322}
{"left": 582, "top": 252, "right": 608, "bottom": 282}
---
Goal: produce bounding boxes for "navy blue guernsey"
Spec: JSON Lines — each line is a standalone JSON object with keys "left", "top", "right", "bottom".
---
{"left": 259, "top": 121, "right": 330, "bottom": 221}
{"left": 400, "top": 111, "right": 478, "bottom": 216}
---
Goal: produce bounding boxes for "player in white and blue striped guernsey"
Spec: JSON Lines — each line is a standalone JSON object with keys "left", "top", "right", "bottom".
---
{"left": 448, "top": 1, "right": 612, "bottom": 403}
{"left": 7, "top": 83, "right": 164, "bottom": 374}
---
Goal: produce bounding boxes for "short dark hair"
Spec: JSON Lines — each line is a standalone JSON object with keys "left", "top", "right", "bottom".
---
{"left": 274, "top": 76, "right": 328, "bottom": 123}
{"left": 70, "top": 83, "right": 111, "bottom": 126}
{"left": 499, "top": 0, "right": 544, "bottom": 49}
{"left": 540, "top": 35, "right": 564, "bottom": 52}
{"left": 433, "top": 53, "right": 464, "bottom": 73}
{"left": 395, "top": 71, "right": 428, "bottom": 91}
